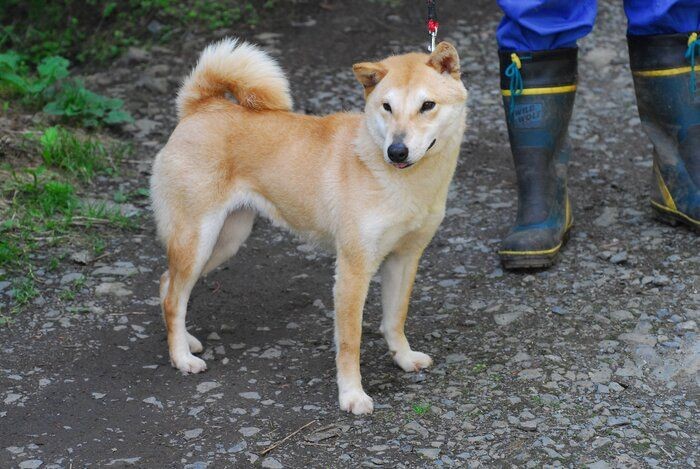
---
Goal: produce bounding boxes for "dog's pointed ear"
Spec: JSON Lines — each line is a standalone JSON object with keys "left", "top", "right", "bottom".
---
{"left": 427, "top": 42, "right": 461, "bottom": 80}
{"left": 353, "top": 62, "right": 388, "bottom": 93}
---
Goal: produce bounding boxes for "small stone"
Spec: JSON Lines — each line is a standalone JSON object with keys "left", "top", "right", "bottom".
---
{"left": 592, "top": 437, "right": 612, "bottom": 449}
{"left": 518, "top": 420, "right": 538, "bottom": 432}
{"left": 260, "top": 348, "right": 282, "bottom": 359}
{"left": 142, "top": 396, "right": 163, "bottom": 409}
{"left": 517, "top": 369, "right": 543, "bottom": 380}
{"left": 196, "top": 381, "right": 220, "bottom": 394}
{"left": 92, "top": 263, "right": 138, "bottom": 277}
{"left": 610, "top": 310, "right": 634, "bottom": 321}
{"left": 125, "top": 47, "right": 150, "bottom": 63}
{"left": 609, "top": 382, "right": 624, "bottom": 392}
{"left": 584, "top": 48, "right": 616, "bottom": 68}
{"left": 494, "top": 311, "right": 522, "bottom": 326}
{"left": 184, "top": 428, "right": 203, "bottom": 440}
{"left": 444, "top": 353, "right": 467, "bottom": 364}
{"left": 228, "top": 441, "right": 247, "bottom": 453}
{"left": 92, "top": 392, "right": 106, "bottom": 400}
{"left": 239, "top": 427, "right": 260, "bottom": 437}
{"left": 19, "top": 461, "right": 43, "bottom": 469}
{"left": 369, "top": 444, "right": 389, "bottom": 452}
{"left": 609, "top": 251, "right": 628, "bottom": 264}
{"left": 70, "top": 250, "right": 93, "bottom": 264}
{"left": 207, "top": 332, "right": 221, "bottom": 341}
{"left": 652, "top": 275, "right": 670, "bottom": 286}
{"left": 417, "top": 448, "right": 440, "bottom": 459}
{"left": 95, "top": 282, "right": 132, "bottom": 297}
{"left": 60, "top": 273, "right": 84, "bottom": 285}
{"left": 550, "top": 306, "right": 568, "bottom": 315}
{"left": 133, "top": 118, "right": 159, "bottom": 138}
{"left": 607, "top": 416, "right": 630, "bottom": 427}
{"left": 618, "top": 333, "right": 656, "bottom": 346}
{"left": 594, "top": 207, "right": 618, "bottom": 227}
{"left": 261, "top": 457, "right": 283, "bottom": 469}
{"left": 239, "top": 391, "right": 261, "bottom": 400}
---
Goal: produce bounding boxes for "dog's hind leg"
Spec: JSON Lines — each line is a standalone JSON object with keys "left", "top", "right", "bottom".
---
{"left": 201, "top": 209, "right": 256, "bottom": 276}
{"left": 380, "top": 248, "right": 433, "bottom": 372}
{"left": 162, "top": 212, "right": 226, "bottom": 373}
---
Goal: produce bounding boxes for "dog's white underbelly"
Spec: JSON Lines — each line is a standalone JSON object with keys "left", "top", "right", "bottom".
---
{"left": 223, "top": 188, "right": 335, "bottom": 249}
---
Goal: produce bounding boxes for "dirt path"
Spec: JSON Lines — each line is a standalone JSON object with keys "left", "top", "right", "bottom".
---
{"left": 1, "top": 1, "right": 698, "bottom": 467}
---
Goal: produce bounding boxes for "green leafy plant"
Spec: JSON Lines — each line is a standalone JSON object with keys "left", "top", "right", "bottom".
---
{"left": 43, "top": 80, "right": 132, "bottom": 127}
{"left": 0, "top": 52, "right": 132, "bottom": 126}
{"left": 0, "top": 52, "right": 68, "bottom": 97}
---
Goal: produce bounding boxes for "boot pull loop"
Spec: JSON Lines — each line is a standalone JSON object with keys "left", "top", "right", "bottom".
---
{"left": 505, "top": 53, "right": 523, "bottom": 119}
{"left": 686, "top": 32, "right": 699, "bottom": 95}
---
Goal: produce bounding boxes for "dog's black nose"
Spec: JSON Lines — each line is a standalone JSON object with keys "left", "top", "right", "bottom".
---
{"left": 387, "top": 143, "right": 409, "bottom": 163}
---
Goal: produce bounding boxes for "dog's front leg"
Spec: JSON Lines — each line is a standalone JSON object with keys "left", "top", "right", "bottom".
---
{"left": 334, "top": 252, "right": 374, "bottom": 415}
{"left": 380, "top": 247, "right": 433, "bottom": 372}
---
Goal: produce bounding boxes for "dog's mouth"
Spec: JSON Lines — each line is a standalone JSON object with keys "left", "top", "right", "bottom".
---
{"left": 391, "top": 161, "right": 413, "bottom": 169}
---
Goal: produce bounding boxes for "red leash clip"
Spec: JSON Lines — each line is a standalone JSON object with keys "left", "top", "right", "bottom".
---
{"left": 427, "top": 1, "right": 439, "bottom": 52}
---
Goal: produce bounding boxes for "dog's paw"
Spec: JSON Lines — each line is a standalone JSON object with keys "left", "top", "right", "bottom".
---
{"left": 339, "top": 389, "right": 374, "bottom": 415}
{"left": 186, "top": 333, "right": 204, "bottom": 354}
{"left": 171, "top": 352, "right": 207, "bottom": 374}
{"left": 394, "top": 350, "right": 433, "bottom": 372}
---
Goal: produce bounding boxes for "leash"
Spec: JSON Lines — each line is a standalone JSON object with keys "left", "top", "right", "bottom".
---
{"left": 427, "top": 0, "right": 439, "bottom": 52}
{"left": 686, "top": 32, "right": 699, "bottom": 94}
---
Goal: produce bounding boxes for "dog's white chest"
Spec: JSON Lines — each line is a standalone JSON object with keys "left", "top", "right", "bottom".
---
{"left": 359, "top": 205, "right": 430, "bottom": 257}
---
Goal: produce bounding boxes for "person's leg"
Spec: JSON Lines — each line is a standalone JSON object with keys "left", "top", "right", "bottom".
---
{"left": 496, "top": 0, "right": 597, "bottom": 269}
{"left": 625, "top": 0, "right": 700, "bottom": 231}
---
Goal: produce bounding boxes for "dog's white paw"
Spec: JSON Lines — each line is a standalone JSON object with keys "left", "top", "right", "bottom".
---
{"left": 339, "top": 389, "right": 374, "bottom": 415}
{"left": 394, "top": 350, "right": 433, "bottom": 372}
{"left": 171, "top": 352, "right": 207, "bottom": 374}
{"left": 186, "top": 333, "right": 203, "bottom": 354}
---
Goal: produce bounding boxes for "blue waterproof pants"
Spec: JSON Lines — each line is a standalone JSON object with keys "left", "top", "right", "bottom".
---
{"left": 497, "top": 0, "right": 700, "bottom": 51}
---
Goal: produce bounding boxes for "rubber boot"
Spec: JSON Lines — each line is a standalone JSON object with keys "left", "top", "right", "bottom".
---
{"left": 628, "top": 33, "right": 700, "bottom": 232}
{"left": 498, "top": 48, "right": 577, "bottom": 269}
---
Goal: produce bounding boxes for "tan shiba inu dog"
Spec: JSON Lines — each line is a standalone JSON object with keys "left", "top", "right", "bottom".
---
{"left": 151, "top": 38, "right": 467, "bottom": 414}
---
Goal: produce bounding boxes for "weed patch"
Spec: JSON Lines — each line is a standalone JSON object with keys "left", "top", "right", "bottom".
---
{"left": 1, "top": 1, "right": 282, "bottom": 65}
{"left": 0, "top": 128, "right": 138, "bottom": 316}
{"left": 0, "top": 51, "right": 132, "bottom": 127}
{"left": 412, "top": 403, "right": 431, "bottom": 416}
{"left": 39, "top": 126, "right": 124, "bottom": 181}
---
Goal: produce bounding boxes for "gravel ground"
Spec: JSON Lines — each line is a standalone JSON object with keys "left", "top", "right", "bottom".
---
{"left": 1, "top": 1, "right": 698, "bottom": 467}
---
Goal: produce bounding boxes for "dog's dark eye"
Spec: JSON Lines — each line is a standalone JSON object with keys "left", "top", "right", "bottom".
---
{"left": 382, "top": 103, "right": 392, "bottom": 113}
{"left": 420, "top": 101, "right": 436, "bottom": 113}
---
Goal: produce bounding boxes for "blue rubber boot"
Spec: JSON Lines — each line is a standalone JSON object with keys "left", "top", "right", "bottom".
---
{"left": 498, "top": 48, "right": 577, "bottom": 269}
{"left": 629, "top": 32, "right": 700, "bottom": 232}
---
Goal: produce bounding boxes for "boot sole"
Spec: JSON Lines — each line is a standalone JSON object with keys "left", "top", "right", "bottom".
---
{"left": 499, "top": 229, "right": 571, "bottom": 270}
{"left": 651, "top": 201, "right": 700, "bottom": 233}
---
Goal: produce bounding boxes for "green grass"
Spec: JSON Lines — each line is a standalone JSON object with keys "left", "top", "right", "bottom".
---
{"left": 472, "top": 363, "right": 488, "bottom": 374}
{"left": 11, "top": 277, "right": 39, "bottom": 307}
{"left": 59, "top": 275, "right": 85, "bottom": 302}
{"left": 39, "top": 126, "right": 125, "bottom": 180}
{"left": 412, "top": 403, "right": 431, "bottom": 416}
{"left": 0, "top": 127, "right": 138, "bottom": 316}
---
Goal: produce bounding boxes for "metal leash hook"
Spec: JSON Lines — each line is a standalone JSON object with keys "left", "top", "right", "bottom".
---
{"left": 427, "top": 0, "right": 439, "bottom": 52}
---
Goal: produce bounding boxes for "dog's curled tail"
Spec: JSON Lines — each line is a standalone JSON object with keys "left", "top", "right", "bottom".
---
{"left": 177, "top": 38, "right": 293, "bottom": 119}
